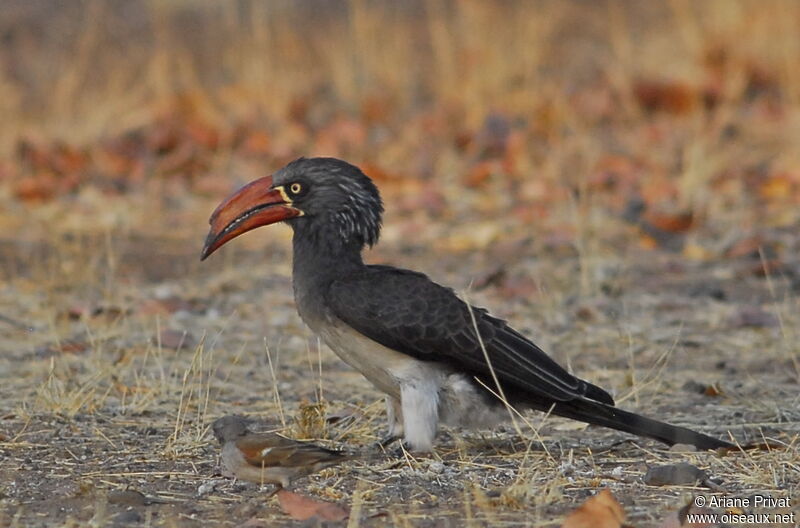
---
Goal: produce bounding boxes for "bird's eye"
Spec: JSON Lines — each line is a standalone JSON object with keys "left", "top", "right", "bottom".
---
{"left": 289, "top": 182, "right": 303, "bottom": 195}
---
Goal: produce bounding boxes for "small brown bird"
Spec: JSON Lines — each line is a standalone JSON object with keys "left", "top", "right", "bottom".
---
{"left": 211, "top": 416, "right": 353, "bottom": 489}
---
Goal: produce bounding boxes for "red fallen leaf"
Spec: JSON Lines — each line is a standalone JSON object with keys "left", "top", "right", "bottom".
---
{"left": 240, "top": 130, "right": 271, "bottom": 156}
{"left": 50, "top": 143, "right": 89, "bottom": 175}
{"left": 465, "top": 159, "right": 500, "bottom": 187}
{"left": 560, "top": 489, "right": 625, "bottom": 528}
{"left": 621, "top": 198, "right": 692, "bottom": 251}
{"left": 287, "top": 96, "right": 310, "bottom": 124}
{"left": 360, "top": 94, "right": 393, "bottom": 124}
{"left": 13, "top": 174, "right": 57, "bottom": 202}
{"left": 643, "top": 210, "right": 694, "bottom": 234}
{"left": 59, "top": 341, "right": 90, "bottom": 354}
{"left": 360, "top": 162, "right": 394, "bottom": 182}
{"left": 454, "top": 129, "right": 473, "bottom": 151}
{"left": 634, "top": 79, "right": 696, "bottom": 115}
{"left": 147, "top": 120, "right": 180, "bottom": 154}
{"left": 185, "top": 120, "right": 220, "bottom": 150}
{"left": 276, "top": 489, "right": 349, "bottom": 522}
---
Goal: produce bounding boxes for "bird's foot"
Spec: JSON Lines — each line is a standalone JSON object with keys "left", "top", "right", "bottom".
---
{"left": 373, "top": 433, "right": 401, "bottom": 450}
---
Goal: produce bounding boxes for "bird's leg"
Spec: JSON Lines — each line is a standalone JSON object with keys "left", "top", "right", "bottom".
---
{"left": 265, "top": 484, "right": 283, "bottom": 498}
{"left": 399, "top": 380, "right": 439, "bottom": 453}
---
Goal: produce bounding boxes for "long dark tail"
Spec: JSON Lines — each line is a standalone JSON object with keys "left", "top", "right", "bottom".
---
{"left": 546, "top": 398, "right": 734, "bottom": 450}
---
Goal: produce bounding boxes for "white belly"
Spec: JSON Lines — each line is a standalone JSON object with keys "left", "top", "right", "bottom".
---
{"left": 318, "top": 321, "right": 416, "bottom": 398}
{"left": 318, "top": 320, "right": 508, "bottom": 432}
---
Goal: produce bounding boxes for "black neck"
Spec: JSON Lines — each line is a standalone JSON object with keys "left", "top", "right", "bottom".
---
{"left": 290, "top": 220, "right": 366, "bottom": 328}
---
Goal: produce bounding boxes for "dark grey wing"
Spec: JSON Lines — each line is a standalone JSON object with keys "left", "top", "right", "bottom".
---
{"left": 326, "top": 266, "right": 613, "bottom": 405}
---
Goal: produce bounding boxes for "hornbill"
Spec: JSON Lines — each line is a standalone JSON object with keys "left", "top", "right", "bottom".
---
{"left": 201, "top": 157, "right": 733, "bottom": 452}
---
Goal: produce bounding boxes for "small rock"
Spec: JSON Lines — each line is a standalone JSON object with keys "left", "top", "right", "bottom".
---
{"left": 113, "top": 509, "right": 143, "bottom": 525}
{"left": 643, "top": 462, "right": 708, "bottom": 486}
{"left": 107, "top": 490, "right": 147, "bottom": 506}
{"left": 669, "top": 443, "right": 698, "bottom": 453}
{"left": 428, "top": 461, "right": 445, "bottom": 474}
{"left": 197, "top": 479, "right": 223, "bottom": 497}
{"left": 682, "top": 380, "right": 707, "bottom": 394}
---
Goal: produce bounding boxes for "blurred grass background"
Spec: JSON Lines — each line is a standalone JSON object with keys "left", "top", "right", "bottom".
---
{"left": 2, "top": 4, "right": 799, "bottom": 526}
{"left": 2, "top": 0, "right": 800, "bottom": 239}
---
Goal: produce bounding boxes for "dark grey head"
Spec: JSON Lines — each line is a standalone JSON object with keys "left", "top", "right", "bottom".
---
{"left": 201, "top": 157, "right": 384, "bottom": 261}
{"left": 272, "top": 157, "right": 384, "bottom": 250}
{"left": 211, "top": 415, "right": 251, "bottom": 443}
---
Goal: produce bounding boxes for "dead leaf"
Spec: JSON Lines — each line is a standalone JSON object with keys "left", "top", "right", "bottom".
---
{"left": 14, "top": 174, "right": 57, "bottom": 202}
{"left": 634, "top": 79, "right": 697, "bottom": 115}
{"left": 240, "top": 130, "right": 271, "bottom": 156}
{"left": 560, "top": 489, "right": 625, "bottom": 528}
{"left": 276, "top": 489, "right": 349, "bottom": 521}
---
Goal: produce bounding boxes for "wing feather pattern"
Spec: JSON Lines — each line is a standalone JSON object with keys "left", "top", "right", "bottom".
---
{"left": 325, "top": 265, "right": 614, "bottom": 406}
{"left": 325, "top": 265, "right": 734, "bottom": 450}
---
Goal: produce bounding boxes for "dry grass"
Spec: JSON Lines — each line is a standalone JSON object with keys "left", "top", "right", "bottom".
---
{"left": 1, "top": 1, "right": 799, "bottom": 526}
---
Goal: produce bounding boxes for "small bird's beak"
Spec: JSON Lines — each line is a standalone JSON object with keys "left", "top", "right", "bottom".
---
{"left": 201, "top": 175, "right": 302, "bottom": 260}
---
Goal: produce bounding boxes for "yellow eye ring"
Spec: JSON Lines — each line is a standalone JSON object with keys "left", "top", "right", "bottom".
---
{"left": 290, "top": 183, "right": 302, "bottom": 194}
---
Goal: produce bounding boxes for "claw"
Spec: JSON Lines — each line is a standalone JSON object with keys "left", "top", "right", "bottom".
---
{"left": 374, "top": 433, "right": 401, "bottom": 450}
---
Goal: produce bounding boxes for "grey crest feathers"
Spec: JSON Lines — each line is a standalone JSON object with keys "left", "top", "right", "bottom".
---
{"left": 273, "top": 157, "right": 384, "bottom": 249}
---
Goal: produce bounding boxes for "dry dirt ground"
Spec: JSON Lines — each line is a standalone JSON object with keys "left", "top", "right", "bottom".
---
{"left": 1, "top": 1, "right": 800, "bottom": 526}
{"left": 0, "top": 206, "right": 798, "bottom": 527}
